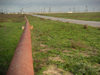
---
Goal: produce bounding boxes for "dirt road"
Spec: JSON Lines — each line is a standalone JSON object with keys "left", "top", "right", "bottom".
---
{"left": 32, "top": 15, "right": 100, "bottom": 27}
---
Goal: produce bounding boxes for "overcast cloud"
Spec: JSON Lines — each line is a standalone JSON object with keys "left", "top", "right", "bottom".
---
{"left": 0, "top": 0, "right": 100, "bottom": 12}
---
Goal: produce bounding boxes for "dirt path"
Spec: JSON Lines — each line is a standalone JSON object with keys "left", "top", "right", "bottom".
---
{"left": 32, "top": 15, "right": 100, "bottom": 27}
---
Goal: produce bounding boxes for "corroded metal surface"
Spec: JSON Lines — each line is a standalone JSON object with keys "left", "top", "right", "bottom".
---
{"left": 7, "top": 16, "right": 34, "bottom": 75}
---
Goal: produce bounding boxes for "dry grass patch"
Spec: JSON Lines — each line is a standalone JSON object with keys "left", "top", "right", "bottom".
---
{"left": 40, "top": 43, "right": 52, "bottom": 52}
{"left": 32, "top": 52, "right": 39, "bottom": 55}
{"left": 71, "top": 40, "right": 88, "bottom": 49}
{"left": 65, "top": 21, "right": 69, "bottom": 23}
{"left": 85, "top": 48, "right": 99, "bottom": 56}
{"left": 94, "top": 64, "right": 100, "bottom": 68}
{"left": 0, "top": 18, "right": 9, "bottom": 22}
{"left": 91, "top": 49, "right": 99, "bottom": 56}
{"left": 40, "top": 44, "right": 47, "bottom": 48}
{"left": 63, "top": 50, "right": 74, "bottom": 57}
{"left": 79, "top": 52, "right": 90, "bottom": 57}
{"left": 40, "top": 48, "right": 51, "bottom": 53}
{"left": 63, "top": 50, "right": 90, "bottom": 57}
{"left": 49, "top": 56, "right": 64, "bottom": 62}
{"left": 63, "top": 50, "right": 72, "bottom": 53}
{"left": 43, "top": 65, "right": 73, "bottom": 75}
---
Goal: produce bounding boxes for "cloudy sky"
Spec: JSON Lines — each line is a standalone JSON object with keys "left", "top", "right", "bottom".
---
{"left": 0, "top": 0, "right": 100, "bottom": 12}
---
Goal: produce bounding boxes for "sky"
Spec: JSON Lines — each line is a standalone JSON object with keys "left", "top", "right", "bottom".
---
{"left": 0, "top": 0, "right": 100, "bottom": 12}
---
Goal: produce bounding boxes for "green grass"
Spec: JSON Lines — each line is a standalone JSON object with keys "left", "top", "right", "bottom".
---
{"left": 38, "top": 12, "right": 100, "bottom": 21}
{"left": 0, "top": 14, "right": 24, "bottom": 75}
{"left": 0, "top": 14, "right": 100, "bottom": 75}
{"left": 27, "top": 15, "right": 100, "bottom": 75}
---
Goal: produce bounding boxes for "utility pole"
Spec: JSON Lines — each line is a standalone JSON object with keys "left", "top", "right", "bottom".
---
{"left": 69, "top": 8, "right": 71, "bottom": 12}
{"left": 73, "top": 7, "right": 76, "bottom": 13}
{"left": 49, "top": 7, "right": 51, "bottom": 13}
{"left": 20, "top": 8, "right": 24, "bottom": 14}
{"left": 41, "top": 8, "right": 43, "bottom": 13}
{"left": 93, "top": 8, "right": 95, "bottom": 12}
{"left": 43, "top": 8, "right": 45, "bottom": 13}
{"left": 85, "top": 5, "right": 88, "bottom": 12}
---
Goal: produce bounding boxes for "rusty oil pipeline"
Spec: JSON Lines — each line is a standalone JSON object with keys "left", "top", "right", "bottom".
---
{"left": 7, "top": 16, "right": 34, "bottom": 75}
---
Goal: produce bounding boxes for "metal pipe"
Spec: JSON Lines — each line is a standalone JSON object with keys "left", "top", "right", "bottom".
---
{"left": 7, "top": 16, "right": 34, "bottom": 75}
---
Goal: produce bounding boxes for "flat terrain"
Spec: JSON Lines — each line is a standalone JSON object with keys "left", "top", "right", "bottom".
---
{"left": 0, "top": 14, "right": 100, "bottom": 75}
{"left": 38, "top": 12, "right": 100, "bottom": 21}
{"left": 0, "top": 14, "right": 24, "bottom": 75}
{"left": 27, "top": 15, "right": 100, "bottom": 75}
{"left": 33, "top": 15, "right": 100, "bottom": 27}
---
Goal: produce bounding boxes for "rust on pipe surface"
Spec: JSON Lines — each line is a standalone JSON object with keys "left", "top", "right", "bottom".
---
{"left": 7, "top": 16, "right": 34, "bottom": 75}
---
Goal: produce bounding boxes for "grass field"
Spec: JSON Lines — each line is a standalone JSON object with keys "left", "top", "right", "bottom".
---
{"left": 0, "top": 14, "right": 24, "bottom": 75}
{"left": 38, "top": 12, "right": 100, "bottom": 21}
{"left": 27, "top": 15, "right": 100, "bottom": 75}
{"left": 0, "top": 14, "right": 100, "bottom": 75}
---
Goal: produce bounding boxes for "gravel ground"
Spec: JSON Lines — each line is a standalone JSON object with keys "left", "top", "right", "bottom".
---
{"left": 32, "top": 15, "right": 100, "bottom": 27}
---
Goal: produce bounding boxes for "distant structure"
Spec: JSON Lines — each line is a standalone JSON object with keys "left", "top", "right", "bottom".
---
{"left": 67, "top": 12, "right": 73, "bottom": 13}
{"left": 68, "top": 8, "right": 73, "bottom": 13}
{"left": 69, "top": 8, "right": 72, "bottom": 12}
{"left": 41, "top": 8, "right": 43, "bottom": 13}
{"left": 85, "top": 5, "right": 88, "bottom": 12}
{"left": 92, "top": 8, "right": 95, "bottom": 12}
{"left": 0, "top": 9, "right": 8, "bottom": 14}
{"left": 43, "top": 8, "right": 45, "bottom": 13}
{"left": 20, "top": 8, "right": 24, "bottom": 14}
{"left": 0, "top": 9, "right": 4, "bottom": 14}
{"left": 73, "top": 7, "right": 76, "bottom": 12}
{"left": 48, "top": 7, "right": 51, "bottom": 13}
